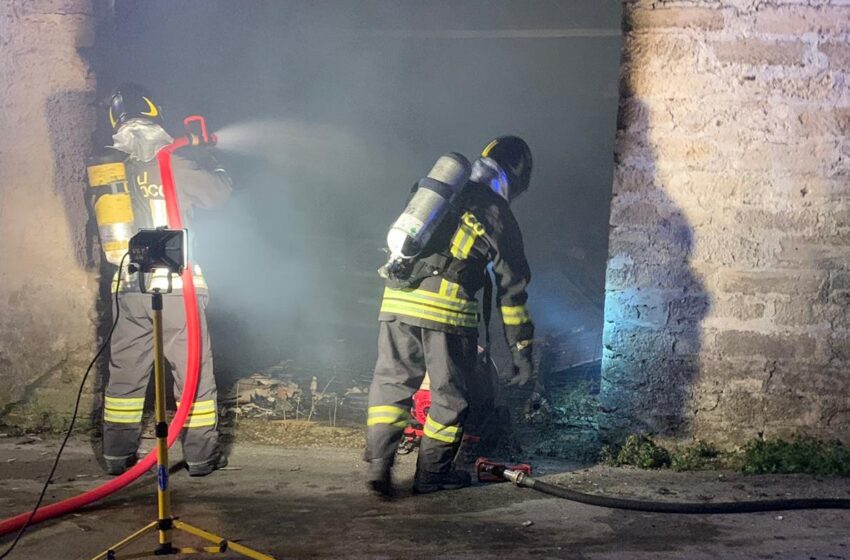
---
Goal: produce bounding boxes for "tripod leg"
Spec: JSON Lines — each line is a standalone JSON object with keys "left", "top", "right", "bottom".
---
{"left": 151, "top": 292, "right": 174, "bottom": 550}
{"left": 90, "top": 521, "right": 158, "bottom": 560}
{"left": 174, "top": 520, "right": 276, "bottom": 559}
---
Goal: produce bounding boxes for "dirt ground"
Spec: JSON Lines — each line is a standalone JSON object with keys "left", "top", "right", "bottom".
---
{"left": 1, "top": 431, "right": 849, "bottom": 560}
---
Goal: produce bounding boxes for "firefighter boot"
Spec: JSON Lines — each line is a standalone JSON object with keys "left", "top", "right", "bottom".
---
{"left": 187, "top": 452, "right": 228, "bottom": 477}
{"left": 366, "top": 458, "right": 394, "bottom": 500}
{"left": 104, "top": 454, "right": 138, "bottom": 476}
{"left": 413, "top": 469, "right": 471, "bottom": 494}
{"left": 413, "top": 437, "right": 471, "bottom": 494}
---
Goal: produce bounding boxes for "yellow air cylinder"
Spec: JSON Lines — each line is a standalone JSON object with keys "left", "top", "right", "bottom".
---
{"left": 86, "top": 153, "right": 135, "bottom": 265}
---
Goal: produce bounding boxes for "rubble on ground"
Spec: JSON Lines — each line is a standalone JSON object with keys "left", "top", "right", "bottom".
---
{"left": 220, "top": 362, "right": 369, "bottom": 427}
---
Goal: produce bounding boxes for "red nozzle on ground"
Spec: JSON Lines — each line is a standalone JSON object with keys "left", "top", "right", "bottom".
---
{"left": 475, "top": 457, "right": 533, "bottom": 483}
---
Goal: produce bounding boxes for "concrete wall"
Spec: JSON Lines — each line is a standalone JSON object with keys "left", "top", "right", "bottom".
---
{"left": 601, "top": 0, "right": 850, "bottom": 446}
{"left": 0, "top": 0, "right": 101, "bottom": 429}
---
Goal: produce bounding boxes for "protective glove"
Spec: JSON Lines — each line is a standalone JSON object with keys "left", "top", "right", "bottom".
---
{"left": 507, "top": 339, "right": 534, "bottom": 386}
{"left": 508, "top": 361, "right": 532, "bottom": 386}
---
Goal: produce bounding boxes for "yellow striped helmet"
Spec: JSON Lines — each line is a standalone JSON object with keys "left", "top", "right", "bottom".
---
{"left": 106, "top": 83, "right": 163, "bottom": 130}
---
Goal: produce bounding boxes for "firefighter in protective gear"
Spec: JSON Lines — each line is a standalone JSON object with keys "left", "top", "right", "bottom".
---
{"left": 366, "top": 135, "right": 535, "bottom": 497}
{"left": 93, "top": 83, "right": 232, "bottom": 476}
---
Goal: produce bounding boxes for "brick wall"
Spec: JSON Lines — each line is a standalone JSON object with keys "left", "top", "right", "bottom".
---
{"left": 0, "top": 0, "right": 102, "bottom": 429}
{"left": 601, "top": 0, "right": 850, "bottom": 446}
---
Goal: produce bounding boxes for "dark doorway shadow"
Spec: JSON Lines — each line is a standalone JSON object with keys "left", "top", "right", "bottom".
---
{"left": 598, "top": 96, "right": 711, "bottom": 443}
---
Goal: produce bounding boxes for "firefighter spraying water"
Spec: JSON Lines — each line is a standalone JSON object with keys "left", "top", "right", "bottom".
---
{"left": 89, "top": 83, "right": 231, "bottom": 477}
{"left": 0, "top": 85, "right": 237, "bottom": 544}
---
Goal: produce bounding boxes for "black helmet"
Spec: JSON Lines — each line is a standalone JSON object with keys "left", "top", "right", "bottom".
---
{"left": 106, "top": 83, "right": 163, "bottom": 130}
{"left": 480, "top": 135, "right": 532, "bottom": 201}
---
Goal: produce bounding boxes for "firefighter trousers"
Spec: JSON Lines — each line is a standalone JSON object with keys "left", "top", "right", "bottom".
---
{"left": 103, "top": 291, "right": 220, "bottom": 472}
{"left": 366, "top": 320, "right": 478, "bottom": 474}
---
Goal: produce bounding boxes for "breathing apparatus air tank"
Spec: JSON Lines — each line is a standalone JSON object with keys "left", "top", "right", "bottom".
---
{"left": 86, "top": 152, "right": 135, "bottom": 265}
{"left": 379, "top": 152, "right": 471, "bottom": 281}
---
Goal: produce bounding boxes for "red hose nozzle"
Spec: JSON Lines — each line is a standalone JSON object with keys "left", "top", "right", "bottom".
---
{"left": 475, "top": 457, "right": 533, "bottom": 483}
{"left": 183, "top": 115, "right": 216, "bottom": 146}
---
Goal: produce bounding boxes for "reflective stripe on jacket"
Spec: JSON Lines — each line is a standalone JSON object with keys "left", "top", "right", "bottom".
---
{"left": 379, "top": 182, "right": 534, "bottom": 345}
{"left": 104, "top": 149, "right": 231, "bottom": 294}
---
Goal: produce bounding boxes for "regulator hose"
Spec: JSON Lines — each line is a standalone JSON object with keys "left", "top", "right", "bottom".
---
{"left": 499, "top": 467, "right": 850, "bottom": 514}
{"left": 0, "top": 137, "right": 202, "bottom": 537}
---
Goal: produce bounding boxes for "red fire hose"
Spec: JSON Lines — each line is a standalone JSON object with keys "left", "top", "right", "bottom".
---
{"left": 0, "top": 120, "right": 212, "bottom": 536}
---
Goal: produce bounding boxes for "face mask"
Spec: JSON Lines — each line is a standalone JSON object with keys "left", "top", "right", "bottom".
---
{"left": 470, "top": 157, "right": 510, "bottom": 202}
{"left": 111, "top": 120, "right": 173, "bottom": 162}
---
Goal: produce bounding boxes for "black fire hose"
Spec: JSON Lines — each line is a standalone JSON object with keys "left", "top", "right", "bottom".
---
{"left": 494, "top": 467, "right": 850, "bottom": 514}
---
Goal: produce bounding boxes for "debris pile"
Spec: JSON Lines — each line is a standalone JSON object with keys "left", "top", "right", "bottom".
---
{"left": 221, "top": 362, "right": 369, "bottom": 427}
{"left": 225, "top": 374, "right": 302, "bottom": 420}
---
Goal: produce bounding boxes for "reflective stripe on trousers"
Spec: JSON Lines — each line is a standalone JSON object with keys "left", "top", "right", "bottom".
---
{"left": 104, "top": 396, "right": 145, "bottom": 424}
{"left": 501, "top": 304, "right": 532, "bottom": 326}
{"left": 367, "top": 405, "right": 410, "bottom": 428}
{"left": 177, "top": 399, "right": 217, "bottom": 428}
{"left": 102, "top": 291, "right": 219, "bottom": 466}
{"left": 365, "top": 321, "right": 477, "bottom": 472}
{"left": 423, "top": 415, "right": 462, "bottom": 444}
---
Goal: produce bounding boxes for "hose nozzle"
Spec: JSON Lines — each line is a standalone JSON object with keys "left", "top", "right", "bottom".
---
{"left": 502, "top": 468, "right": 532, "bottom": 487}
{"left": 475, "top": 457, "right": 533, "bottom": 484}
{"left": 183, "top": 115, "right": 216, "bottom": 146}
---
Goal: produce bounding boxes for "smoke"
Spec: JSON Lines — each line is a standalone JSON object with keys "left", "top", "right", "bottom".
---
{"left": 105, "top": 0, "right": 623, "bottom": 388}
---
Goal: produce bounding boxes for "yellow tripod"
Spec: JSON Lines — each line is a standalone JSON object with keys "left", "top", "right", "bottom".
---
{"left": 93, "top": 290, "right": 274, "bottom": 560}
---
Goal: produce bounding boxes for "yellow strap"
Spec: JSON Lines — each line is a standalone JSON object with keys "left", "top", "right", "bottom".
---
{"left": 502, "top": 304, "right": 532, "bottom": 326}
{"left": 424, "top": 415, "right": 460, "bottom": 433}
{"left": 449, "top": 212, "right": 487, "bottom": 260}
{"left": 439, "top": 279, "right": 461, "bottom": 298}
{"left": 381, "top": 295, "right": 475, "bottom": 315}
{"left": 450, "top": 227, "right": 473, "bottom": 259}
{"left": 368, "top": 405, "right": 408, "bottom": 417}
{"left": 367, "top": 416, "right": 410, "bottom": 428}
{"left": 94, "top": 193, "right": 133, "bottom": 224}
{"left": 104, "top": 396, "right": 144, "bottom": 422}
{"left": 184, "top": 413, "right": 217, "bottom": 428}
{"left": 177, "top": 399, "right": 216, "bottom": 414}
{"left": 104, "top": 396, "right": 145, "bottom": 409}
{"left": 382, "top": 277, "right": 478, "bottom": 329}
{"left": 367, "top": 405, "right": 410, "bottom": 427}
{"left": 176, "top": 399, "right": 217, "bottom": 427}
{"left": 104, "top": 410, "right": 143, "bottom": 424}
{"left": 383, "top": 287, "right": 477, "bottom": 312}
{"left": 423, "top": 416, "right": 462, "bottom": 443}
{"left": 88, "top": 162, "right": 126, "bottom": 186}
{"left": 380, "top": 301, "right": 478, "bottom": 328}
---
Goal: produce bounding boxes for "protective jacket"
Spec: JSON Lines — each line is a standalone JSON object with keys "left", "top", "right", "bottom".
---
{"left": 107, "top": 148, "right": 232, "bottom": 293}
{"left": 378, "top": 181, "right": 534, "bottom": 367}
{"left": 100, "top": 145, "right": 230, "bottom": 475}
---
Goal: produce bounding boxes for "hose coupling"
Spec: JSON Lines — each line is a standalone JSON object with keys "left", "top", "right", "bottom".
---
{"left": 503, "top": 468, "right": 530, "bottom": 487}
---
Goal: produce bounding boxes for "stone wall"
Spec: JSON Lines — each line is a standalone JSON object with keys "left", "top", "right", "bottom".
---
{"left": 0, "top": 0, "right": 102, "bottom": 429}
{"left": 601, "top": 0, "right": 850, "bottom": 446}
